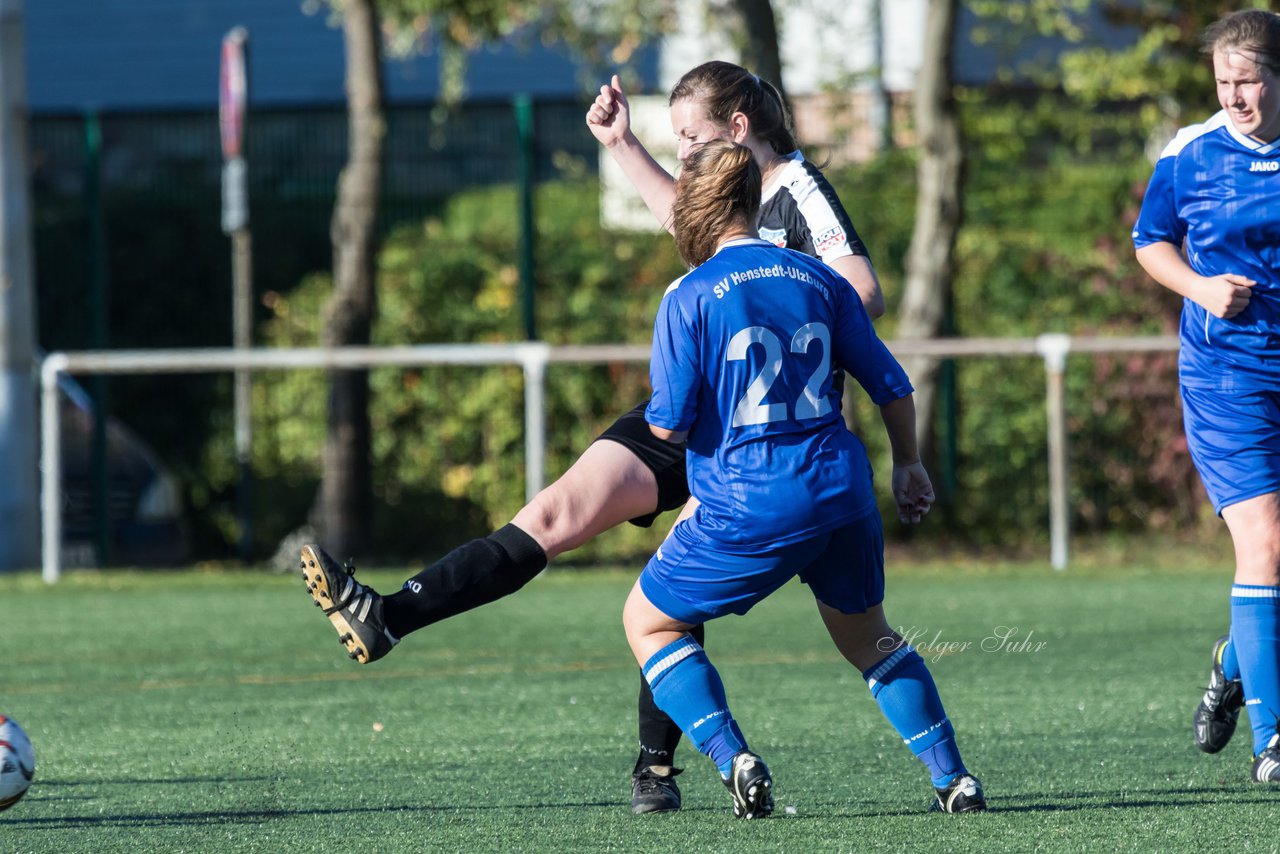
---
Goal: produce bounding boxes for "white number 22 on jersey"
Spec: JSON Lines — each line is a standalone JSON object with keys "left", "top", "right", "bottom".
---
{"left": 727, "top": 322, "right": 832, "bottom": 427}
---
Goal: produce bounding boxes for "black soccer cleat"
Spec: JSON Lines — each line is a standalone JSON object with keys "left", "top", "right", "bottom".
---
{"left": 1252, "top": 735, "right": 1280, "bottom": 782}
{"left": 300, "top": 544, "right": 398, "bottom": 664}
{"left": 723, "top": 751, "right": 773, "bottom": 819}
{"left": 931, "top": 774, "right": 987, "bottom": 813}
{"left": 631, "top": 764, "right": 682, "bottom": 814}
{"left": 1193, "top": 634, "right": 1244, "bottom": 754}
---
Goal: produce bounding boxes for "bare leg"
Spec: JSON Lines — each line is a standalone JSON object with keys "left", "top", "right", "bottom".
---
{"left": 1222, "top": 492, "right": 1280, "bottom": 587}
{"left": 818, "top": 600, "right": 976, "bottom": 801}
{"left": 384, "top": 439, "right": 660, "bottom": 635}
{"left": 623, "top": 577, "right": 773, "bottom": 817}
{"left": 511, "top": 439, "right": 660, "bottom": 560}
{"left": 624, "top": 576, "right": 698, "bottom": 664}
{"left": 815, "top": 601, "right": 903, "bottom": 671}
{"left": 626, "top": 499, "right": 703, "bottom": 798}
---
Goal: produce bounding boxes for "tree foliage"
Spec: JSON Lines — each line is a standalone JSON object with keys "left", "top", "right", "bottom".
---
{"left": 968, "top": 0, "right": 1271, "bottom": 121}
{"left": 327, "top": 0, "right": 790, "bottom": 103}
{"left": 258, "top": 0, "right": 1230, "bottom": 559}
{"left": 323, "top": 0, "right": 679, "bottom": 103}
{"left": 251, "top": 180, "right": 686, "bottom": 561}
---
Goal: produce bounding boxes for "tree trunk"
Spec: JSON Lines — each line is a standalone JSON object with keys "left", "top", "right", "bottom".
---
{"left": 317, "top": 0, "right": 384, "bottom": 558}
{"left": 871, "top": 0, "right": 894, "bottom": 151}
{"left": 733, "top": 0, "right": 787, "bottom": 105}
{"left": 0, "top": 0, "right": 41, "bottom": 570}
{"left": 898, "top": 0, "right": 962, "bottom": 477}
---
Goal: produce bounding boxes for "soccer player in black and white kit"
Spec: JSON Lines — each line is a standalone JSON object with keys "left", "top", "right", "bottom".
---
{"left": 299, "top": 61, "right": 887, "bottom": 814}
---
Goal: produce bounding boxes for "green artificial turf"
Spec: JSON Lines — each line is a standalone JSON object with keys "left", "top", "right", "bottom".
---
{"left": 1, "top": 561, "right": 1275, "bottom": 852}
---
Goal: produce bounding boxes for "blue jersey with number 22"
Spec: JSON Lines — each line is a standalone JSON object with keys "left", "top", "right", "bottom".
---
{"left": 646, "top": 238, "right": 913, "bottom": 551}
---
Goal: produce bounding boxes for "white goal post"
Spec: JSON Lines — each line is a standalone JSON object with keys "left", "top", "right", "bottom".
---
{"left": 38, "top": 335, "right": 1179, "bottom": 582}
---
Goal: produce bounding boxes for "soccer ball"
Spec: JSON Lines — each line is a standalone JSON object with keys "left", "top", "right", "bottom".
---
{"left": 0, "top": 716, "right": 35, "bottom": 812}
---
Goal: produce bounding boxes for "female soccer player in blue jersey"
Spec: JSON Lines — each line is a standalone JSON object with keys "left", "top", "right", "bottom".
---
{"left": 1132, "top": 9, "right": 1280, "bottom": 783}
{"left": 624, "top": 139, "right": 984, "bottom": 817}
{"left": 300, "top": 61, "right": 888, "bottom": 815}
{"left": 587, "top": 60, "right": 886, "bottom": 811}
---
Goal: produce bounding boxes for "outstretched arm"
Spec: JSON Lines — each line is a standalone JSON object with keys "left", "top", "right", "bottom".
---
{"left": 878, "top": 395, "right": 935, "bottom": 524}
{"left": 585, "top": 74, "right": 679, "bottom": 232}
{"left": 1135, "top": 240, "right": 1256, "bottom": 319}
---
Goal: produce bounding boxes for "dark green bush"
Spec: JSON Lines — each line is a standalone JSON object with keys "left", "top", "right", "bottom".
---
{"left": 86, "top": 91, "right": 1210, "bottom": 561}
{"left": 827, "top": 92, "right": 1207, "bottom": 545}
{"left": 238, "top": 106, "right": 1206, "bottom": 561}
{"left": 230, "top": 181, "right": 684, "bottom": 561}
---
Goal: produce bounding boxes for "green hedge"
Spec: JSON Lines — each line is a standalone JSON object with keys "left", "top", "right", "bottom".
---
{"left": 228, "top": 144, "right": 1204, "bottom": 561}
{"left": 829, "top": 93, "right": 1207, "bottom": 543}
{"left": 188, "top": 94, "right": 1213, "bottom": 561}
{"left": 218, "top": 182, "right": 686, "bottom": 561}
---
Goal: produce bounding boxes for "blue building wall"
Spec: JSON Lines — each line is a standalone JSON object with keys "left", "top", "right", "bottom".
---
{"left": 25, "top": 0, "right": 655, "bottom": 112}
{"left": 25, "top": 0, "right": 1141, "bottom": 114}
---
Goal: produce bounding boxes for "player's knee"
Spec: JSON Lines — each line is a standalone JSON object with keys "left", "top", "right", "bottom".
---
{"left": 511, "top": 484, "right": 588, "bottom": 555}
{"left": 1240, "top": 551, "right": 1280, "bottom": 586}
{"left": 622, "top": 600, "right": 656, "bottom": 664}
{"left": 508, "top": 490, "right": 561, "bottom": 545}
{"left": 1231, "top": 514, "right": 1280, "bottom": 584}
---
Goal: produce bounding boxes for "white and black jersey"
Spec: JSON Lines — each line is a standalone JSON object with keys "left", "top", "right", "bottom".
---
{"left": 756, "top": 151, "right": 869, "bottom": 263}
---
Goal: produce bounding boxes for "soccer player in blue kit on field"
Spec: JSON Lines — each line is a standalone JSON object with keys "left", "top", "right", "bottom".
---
{"left": 1132, "top": 9, "right": 1280, "bottom": 782}
{"left": 300, "top": 61, "right": 892, "bottom": 815}
{"left": 625, "top": 138, "right": 985, "bottom": 817}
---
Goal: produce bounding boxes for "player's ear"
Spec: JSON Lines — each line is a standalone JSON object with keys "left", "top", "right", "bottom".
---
{"left": 729, "top": 111, "right": 750, "bottom": 143}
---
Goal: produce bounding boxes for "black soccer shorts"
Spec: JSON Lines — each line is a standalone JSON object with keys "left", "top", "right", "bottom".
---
{"left": 594, "top": 400, "right": 689, "bottom": 528}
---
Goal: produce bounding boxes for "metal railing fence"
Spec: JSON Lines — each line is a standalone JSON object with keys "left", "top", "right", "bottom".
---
{"left": 38, "top": 334, "right": 1180, "bottom": 582}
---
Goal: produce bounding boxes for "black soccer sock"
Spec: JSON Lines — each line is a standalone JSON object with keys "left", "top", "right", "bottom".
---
{"left": 635, "top": 622, "right": 706, "bottom": 770}
{"left": 383, "top": 524, "right": 547, "bottom": 638}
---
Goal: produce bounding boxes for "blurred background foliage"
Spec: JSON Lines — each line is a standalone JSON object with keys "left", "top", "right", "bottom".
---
{"left": 237, "top": 80, "right": 1199, "bottom": 564}
{"left": 34, "top": 0, "right": 1255, "bottom": 564}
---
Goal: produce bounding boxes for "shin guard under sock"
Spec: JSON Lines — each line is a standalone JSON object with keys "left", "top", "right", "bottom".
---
{"left": 636, "top": 623, "right": 706, "bottom": 769}
{"left": 383, "top": 524, "right": 546, "bottom": 637}
{"left": 1230, "top": 585, "right": 1280, "bottom": 754}
{"left": 642, "top": 634, "right": 745, "bottom": 773}
{"left": 863, "top": 646, "right": 967, "bottom": 786}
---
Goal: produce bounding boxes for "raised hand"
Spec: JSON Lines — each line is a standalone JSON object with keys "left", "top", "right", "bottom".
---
{"left": 585, "top": 74, "right": 631, "bottom": 148}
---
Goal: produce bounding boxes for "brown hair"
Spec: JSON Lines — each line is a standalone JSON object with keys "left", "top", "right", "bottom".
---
{"left": 672, "top": 139, "right": 761, "bottom": 268}
{"left": 1203, "top": 10, "right": 1280, "bottom": 73}
{"left": 669, "top": 61, "right": 798, "bottom": 155}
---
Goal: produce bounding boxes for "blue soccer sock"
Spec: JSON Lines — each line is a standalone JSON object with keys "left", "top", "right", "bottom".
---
{"left": 863, "top": 646, "right": 967, "bottom": 787}
{"left": 1221, "top": 633, "right": 1241, "bottom": 682}
{"left": 642, "top": 635, "right": 746, "bottom": 777}
{"left": 1230, "top": 585, "right": 1280, "bottom": 755}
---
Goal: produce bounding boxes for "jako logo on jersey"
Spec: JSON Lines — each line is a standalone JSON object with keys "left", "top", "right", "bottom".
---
{"left": 814, "top": 225, "right": 845, "bottom": 254}
{"left": 1249, "top": 160, "right": 1280, "bottom": 172}
{"left": 758, "top": 226, "right": 787, "bottom": 247}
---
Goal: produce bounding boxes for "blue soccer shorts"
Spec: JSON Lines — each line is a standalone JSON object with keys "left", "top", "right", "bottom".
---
{"left": 639, "top": 510, "right": 885, "bottom": 625}
{"left": 1181, "top": 385, "right": 1280, "bottom": 514}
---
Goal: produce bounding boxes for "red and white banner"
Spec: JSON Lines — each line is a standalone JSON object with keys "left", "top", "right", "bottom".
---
{"left": 219, "top": 27, "right": 248, "bottom": 161}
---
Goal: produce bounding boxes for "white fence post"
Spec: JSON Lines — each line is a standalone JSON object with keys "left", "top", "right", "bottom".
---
{"left": 40, "top": 353, "right": 67, "bottom": 584}
{"left": 520, "top": 343, "right": 551, "bottom": 503}
{"left": 1037, "top": 334, "right": 1072, "bottom": 570}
